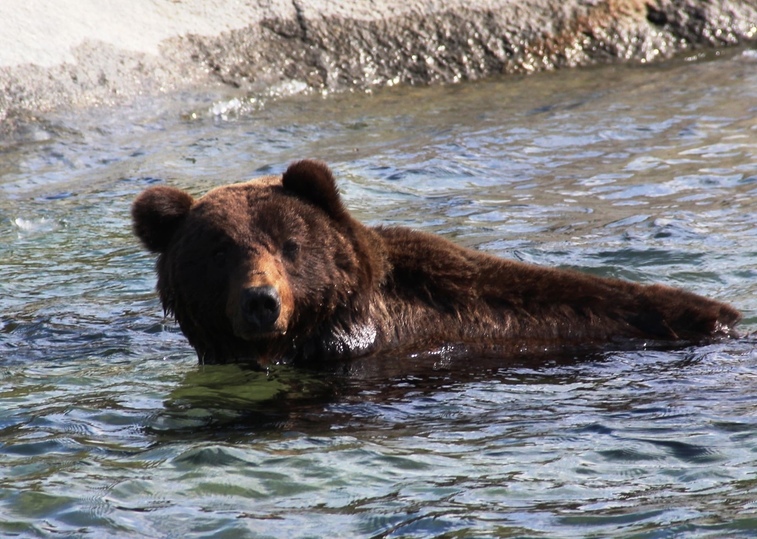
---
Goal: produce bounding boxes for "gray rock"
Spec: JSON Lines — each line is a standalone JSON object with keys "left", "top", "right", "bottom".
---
{"left": 1, "top": 0, "right": 756, "bottom": 124}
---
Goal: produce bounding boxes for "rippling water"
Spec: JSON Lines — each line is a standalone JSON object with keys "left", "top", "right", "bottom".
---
{"left": 1, "top": 49, "right": 757, "bottom": 538}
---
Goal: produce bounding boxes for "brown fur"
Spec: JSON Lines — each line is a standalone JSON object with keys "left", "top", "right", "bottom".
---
{"left": 132, "top": 160, "right": 741, "bottom": 366}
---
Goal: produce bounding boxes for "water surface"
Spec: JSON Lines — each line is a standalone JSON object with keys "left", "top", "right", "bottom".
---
{"left": 1, "top": 49, "right": 756, "bottom": 538}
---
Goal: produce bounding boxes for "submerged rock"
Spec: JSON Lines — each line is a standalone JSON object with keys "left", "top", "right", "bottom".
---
{"left": 1, "top": 0, "right": 756, "bottom": 122}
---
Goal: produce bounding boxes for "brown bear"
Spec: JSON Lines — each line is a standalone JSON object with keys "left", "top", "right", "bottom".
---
{"left": 132, "top": 159, "right": 741, "bottom": 366}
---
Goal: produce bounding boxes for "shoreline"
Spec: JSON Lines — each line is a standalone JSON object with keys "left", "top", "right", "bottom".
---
{"left": 1, "top": 0, "right": 756, "bottom": 124}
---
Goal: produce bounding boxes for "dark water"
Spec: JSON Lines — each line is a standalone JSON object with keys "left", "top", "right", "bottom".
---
{"left": 1, "top": 49, "right": 757, "bottom": 538}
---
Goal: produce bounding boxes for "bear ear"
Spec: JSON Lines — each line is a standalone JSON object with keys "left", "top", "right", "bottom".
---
{"left": 131, "top": 186, "right": 194, "bottom": 253}
{"left": 282, "top": 160, "right": 347, "bottom": 221}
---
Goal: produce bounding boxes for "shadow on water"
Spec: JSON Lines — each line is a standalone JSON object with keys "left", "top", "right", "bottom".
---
{"left": 150, "top": 334, "right": 756, "bottom": 441}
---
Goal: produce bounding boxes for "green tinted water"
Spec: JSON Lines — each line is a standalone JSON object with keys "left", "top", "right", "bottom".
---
{"left": 1, "top": 49, "right": 757, "bottom": 538}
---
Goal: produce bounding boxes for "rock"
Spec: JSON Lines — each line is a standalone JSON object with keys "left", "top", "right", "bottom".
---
{"left": 1, "top": 0, "right": 755, "bottom": 123}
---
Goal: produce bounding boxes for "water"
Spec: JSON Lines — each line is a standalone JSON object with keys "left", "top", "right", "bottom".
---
{"left": 1, "top": 48, "right": 757, "bottom": 537}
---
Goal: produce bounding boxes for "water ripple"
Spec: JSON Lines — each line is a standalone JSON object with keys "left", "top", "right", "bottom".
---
{"left": 1, "top": 51, "right": 756, "bottom": 537}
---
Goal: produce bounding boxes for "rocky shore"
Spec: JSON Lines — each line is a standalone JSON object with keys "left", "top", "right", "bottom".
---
{"left": 1, "top": 0, "right": 756, "bottom": 123}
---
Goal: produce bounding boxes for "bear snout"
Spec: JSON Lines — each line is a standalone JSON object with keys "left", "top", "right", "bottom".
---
{"left": 241, "top": 285, "right": 281, "bottom": 332}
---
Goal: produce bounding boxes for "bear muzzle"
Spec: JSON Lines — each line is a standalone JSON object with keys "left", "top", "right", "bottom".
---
{"left": 225, "top": 251, "right": 294, "bottom": 340}
{"left": 241, "top": 285, "right": 281, "bottom": 332}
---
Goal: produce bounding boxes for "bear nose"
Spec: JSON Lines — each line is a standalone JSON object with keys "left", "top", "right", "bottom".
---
{"left": 241, "top": 285, "right": 281, "bottom": 331}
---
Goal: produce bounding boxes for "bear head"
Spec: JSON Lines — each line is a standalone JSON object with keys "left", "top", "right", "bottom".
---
{"left": 132, "top": 160, "right": 387, "bottom": 365}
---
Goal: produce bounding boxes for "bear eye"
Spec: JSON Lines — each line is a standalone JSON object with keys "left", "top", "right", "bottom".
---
{"left": 282, "top": 239, "right": 300, "bottom": 261}
{"left": 212, "top": 246, "right": 228, "bottom": 267}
